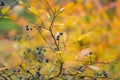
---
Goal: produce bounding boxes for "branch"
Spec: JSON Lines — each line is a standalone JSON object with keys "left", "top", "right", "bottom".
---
{"left": 42, "top": 0, "right": 54, "bottom": 14}
{"left": 49, "top": 61, "right": 63, "bottom": 80}
{"left": 49, "top": 12, "right": 60, "bottom": 51}
{"left": 33, "top": 25, "right": 55, "bottom": 52}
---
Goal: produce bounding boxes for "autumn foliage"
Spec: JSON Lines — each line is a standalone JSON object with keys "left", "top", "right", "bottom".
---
{"left": 0, "top": 0, "right": 120, "bottom": 80}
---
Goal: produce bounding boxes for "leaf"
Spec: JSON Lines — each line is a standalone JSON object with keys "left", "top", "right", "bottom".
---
{"left": 28, "top": 6, "right": 39, "bottom": 15}
{"left": 2, "top": 16, "right": 10, "bottom": 18}
{"left": 78, "top": 32, "right": 92, "bottom": 41}
{"left": 1, "top": 7, "right": 9, "bottom": 15}
{"left": 64, "top": 2, "right": 74, "bottom": 10}
{"left": 56, "top": 51, "right": 65, "bottom": 62}
{"left": 73, "top": 32, "right": 93, "bottom": 48}
{"left": 89, "top": 65, "right": 99, "bottom": 71}
{"left": 18, "top": 0, "right": 23, "bottom": 4}
{"left": 59, "top": 7, "right": 64, "bottom": 12}
{"left": 47, "top": 13, "right": 53, "bottom": 21}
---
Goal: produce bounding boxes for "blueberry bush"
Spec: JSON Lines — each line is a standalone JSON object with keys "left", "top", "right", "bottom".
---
{"left": 0, "top": 0, "right": 120, "bottom": 80}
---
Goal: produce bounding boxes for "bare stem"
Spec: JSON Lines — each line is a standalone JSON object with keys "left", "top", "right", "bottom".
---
{"left": 49, "top": 61, "right": 63, "bottom": 80}
{"left": 37, "top": 27, "right": 55, "bottom": 52}
{"left": 49, "top": 12, "right": 60, "bottom": 51}
{"left": 42, "top": 0, "right": 54, "bottom": 14}
{"left": 89, "top": 54, "right": 92, "bottom": 65}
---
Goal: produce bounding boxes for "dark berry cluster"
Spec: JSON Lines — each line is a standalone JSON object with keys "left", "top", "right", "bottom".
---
{"left": 77, "top": 66, "right": 85, "bottom": 73}
{"left": 36, "top": 47, "right": 41, "bottom": 54}
{"left": 55, "top": 32, "right": 63, "bottom": 41}
{"left": 102, "top": 70, "right": 108, "bottom": 78}
{"left": 94, "top": 70, "right": 108, "bottom": 78}
{"left": 26, "top": 25, "right": 32, "bottom": 31}
{"left": 35, "top": 71, "right": 41, "bottom": 79}
{"left": 12, "top": 68, "right": 21, "bottom": 73}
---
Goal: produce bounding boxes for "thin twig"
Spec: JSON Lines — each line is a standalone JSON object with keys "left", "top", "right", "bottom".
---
{"left": 75, "top": 60, "right": 110, "bottom": 64}
{"left": 49, "top": 61, "right": 63, "bottom": 80}
{"left": 48, "top": 12, "right": 60, "bottom": 51}
{"left": 42, "top": 0, "right": 54, "bottom": 14}
{"left": 36, "top": 26, "right": 55, "bottom": 52}
{"left": 32, "top": 23, "right": 49, "bottom": 31}
{"left": 37, "top": 16, "right": 46, "bottom": 27}
{"left": 89, "top": 54, "right": 92, "bottom": 65}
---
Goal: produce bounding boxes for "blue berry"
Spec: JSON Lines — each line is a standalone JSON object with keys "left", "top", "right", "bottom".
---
{"left": 26, "top": 70, "right": 30, "bottom": 73}
{"left": 26, "top": 25, "right": 28, "bottom": 28}
{"left": 80, "top": 69, "right": 85, "bottom": 73}
{"left": 13, "top": 69, "right": 16, "bottom": 73}
{"left": 36, "top": 47, "right": 40, "bottom": 50}
{"left": 103, "top": 73, "right": 108, "bottom": 78}
{"left": 18, "top": 76, "right": 22, "bottom": 80}
{"left": 17, "top": 68, "right": 21, "bottom": 73}
{"left": 35, "top": 72, "right": 41, "bottom": 78}
{"left": 56, "top": 35, "right": 60, "bottom": 40}
{"left": 30, "top": 28, "right": 32, "bottom": 30}
{"left": 26, "top": 25, "right": 29, "bottom": 31}
{"left": 77, "top": 66, "right": 85, "bottom": 73}
{"left": 54, "top": 48, "right": 58, "bottom": 51}
{"left": 36, "top": 50, "right": 41, "bottom": 54}
{"left": 59, "top": 32, "right": 63, "bottom": 35}
{"left": 43, "top": 48, "right": 46, "bottom": 52}
{"left": 89, "top": 52, "right": 92, "bottom": 55}
{"left": 5, "top": 68, "right": 8, "bottom": 71}
{"left": 102, "top": 70, "right": 106, "bottom": 73}
{"left": 102, "top": 70, "right": 108, "bottom": 78}
{"left": 27, "top": 48, "right": 31, "bottom": 53}
{"left": 80, "top": 76, "right": 84, "bottom": 79}
{"left": 45, "top": 59, "right": 49, "bottom": 63}
{"left": 37, "top": 67, "right": 41, "bottom": 71}
{"left": 78, "top": 66, "right": 83, "bottom": 70}
{"left": 26, "top": 28, "right": 29, "bottom": 31}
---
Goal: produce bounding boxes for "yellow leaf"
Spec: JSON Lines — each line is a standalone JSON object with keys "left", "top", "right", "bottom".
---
{"left": 89, "top": 65, "right": 99, "bottom": 71}
{"left": 28, "top": 6, "right": 39, "bottom": 15}
{"left": 56, "top": 51, "right": 65, "bottom": 62}
{"left": 78, "top": 0, "right": 83, "bottom": 3}
{"left": 73, "top": 32, "right": 93, "bottom": 48}
{"left": 3, "top": 16, "right": 10, "bottom": 18}
{"left": 18, "top": 0, "right": 23, "bottom": 4}
{"left": 1, "top": 7, "right": 9, "bottom": 15}
{"left": 78, "top": 32, "right": 92, "bottom": 41}
{"left": 64, "top": 2, "right": 74, "bottom": 10}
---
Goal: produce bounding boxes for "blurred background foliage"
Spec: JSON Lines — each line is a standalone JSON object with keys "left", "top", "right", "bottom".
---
{"left": 0, "top": 0, "right": 120, "bottom": 79}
